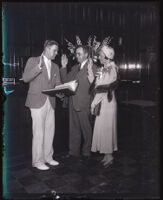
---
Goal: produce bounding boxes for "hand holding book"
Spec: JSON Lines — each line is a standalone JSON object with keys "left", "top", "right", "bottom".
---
{"left": 42, "top": 80, "right": 79, "bottom": 97}
{"left": 56, "top": 93, "right": 65, "bottom": 101}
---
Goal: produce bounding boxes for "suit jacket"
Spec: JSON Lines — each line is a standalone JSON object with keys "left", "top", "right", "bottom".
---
{"left": 23, "top": 56, "right": 61, "bottom": 109}
{"left": 60, "top": 61, "right": 97, "bottom": 111}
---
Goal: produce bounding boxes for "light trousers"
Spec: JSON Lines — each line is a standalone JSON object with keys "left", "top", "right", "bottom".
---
{"left": 30, "top": 98, "right": 55, "bottom": 167}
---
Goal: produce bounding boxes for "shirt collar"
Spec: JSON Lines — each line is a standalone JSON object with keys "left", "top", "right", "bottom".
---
{"left": 43, "top": 55, "right": 51, "bottom": 63}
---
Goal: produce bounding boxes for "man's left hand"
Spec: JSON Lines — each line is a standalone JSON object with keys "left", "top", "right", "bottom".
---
{"left": 56, "top": 93, "right": 65, "bottom": 101}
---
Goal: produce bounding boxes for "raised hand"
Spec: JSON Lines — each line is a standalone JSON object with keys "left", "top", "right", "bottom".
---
{"left": 91, "top": 102, "right": 96, "bottom": 115}
{"left": 95, "top": 67, "right": 103, "bottom": 78}
{"left": 87, "top": 58, "right": 95, "bottom": 84}
{"left": 61, "top": 54, "right": 68, "bottom": 68}
{"left": 38, "top": 53, "right": 44, "bottom": 69}
{"left": 87, "top": 57, "right": 93, "bottom": 72}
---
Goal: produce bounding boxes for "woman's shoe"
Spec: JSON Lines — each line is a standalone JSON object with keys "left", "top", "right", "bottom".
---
{"left": 100, "top": 157, "right": 106, "bottom": 163}
{"left": 100, "top": 154, "right": 109, "bottom": 163}
{"left": 103, "top": 159, "right": 114, "bottom": 168}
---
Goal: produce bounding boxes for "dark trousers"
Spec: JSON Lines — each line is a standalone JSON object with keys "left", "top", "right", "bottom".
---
{"left": 69, "top": 102, "right": 93, "bottom": 157}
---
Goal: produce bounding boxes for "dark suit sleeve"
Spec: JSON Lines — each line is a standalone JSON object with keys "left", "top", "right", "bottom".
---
{"left": 22, "top": 57, "right": 42, "bottom": 83}
{"left": 55, "top": 65, "right": 62, "bottom": 86}
{"left": 88, "top": 64, "right": 98, "bottom": 92}
{"left": 87, "top": 64, "right": 98, "bottom": 84}
{"left": 60, "top": 66, "right": 76, "bottom": 83}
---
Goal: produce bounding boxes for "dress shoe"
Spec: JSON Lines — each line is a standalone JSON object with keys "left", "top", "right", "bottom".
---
{"left": 81, "top": 155, "right": 91, "bottom": 161}
{"left": 34, "top": 164, "right": 50, "bottom": 170}
{"left": 64, "top": 154, "right": 72, "bottom": 158}
{"left": 47, "top": 160, "right": 59, "bottom": 166}
{"left": 100, "top": 157, "right": 106, "bottom": 163}
{"left": 65, "top": 154, "right": 81, "bottom": 160}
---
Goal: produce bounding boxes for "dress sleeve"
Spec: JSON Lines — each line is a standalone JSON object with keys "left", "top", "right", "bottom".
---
{"left": 91, "top": 65, "right": 118, "bottom": 106}
{"left": 100, "top": 65, "right": 117, "bottom": 85}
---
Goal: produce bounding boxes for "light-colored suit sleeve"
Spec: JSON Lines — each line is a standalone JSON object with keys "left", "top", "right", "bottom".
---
{"left": 23, "top": 57, "right": 42, "bottom": 83}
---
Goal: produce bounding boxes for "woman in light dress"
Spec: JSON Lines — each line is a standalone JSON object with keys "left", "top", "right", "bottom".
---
{"left": 90, "top": 45, "right": 118, "bottom": 167}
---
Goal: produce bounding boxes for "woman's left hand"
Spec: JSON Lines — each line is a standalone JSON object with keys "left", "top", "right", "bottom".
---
{"left": 91, "top": 103, "right": 95, "bottom": 115}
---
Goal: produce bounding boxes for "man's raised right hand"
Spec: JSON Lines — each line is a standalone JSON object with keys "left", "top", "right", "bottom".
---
{"left": 61, "top": 54, "right": 68, "bottom": 68}
{"left": 38, "top": 53, "right": 44, "bottom": 69}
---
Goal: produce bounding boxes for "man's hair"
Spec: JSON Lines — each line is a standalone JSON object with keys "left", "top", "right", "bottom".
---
{"left": 43, "top": 40, "right": 59, "bottom": 49}
{"left": 75, "top": 45, "right": 90, "bottom": 56}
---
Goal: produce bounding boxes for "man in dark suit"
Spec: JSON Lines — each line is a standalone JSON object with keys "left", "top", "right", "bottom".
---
{"left": 60, "top": 45, "right": 97, "bottom": 160}
{"left": 23, "top": 40, "right": 61, "bottom": 170}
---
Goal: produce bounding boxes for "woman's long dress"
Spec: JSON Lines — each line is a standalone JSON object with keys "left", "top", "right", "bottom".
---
{"left": 91, "top": 62, "right": 118, "bottom": 154}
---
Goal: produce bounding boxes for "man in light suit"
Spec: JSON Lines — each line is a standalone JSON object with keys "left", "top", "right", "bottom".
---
{"left": 23, "top": 40, "right": 61, "bottom": 170}
{"left": 60, "top": 45, "right": 97, "bottom": 160}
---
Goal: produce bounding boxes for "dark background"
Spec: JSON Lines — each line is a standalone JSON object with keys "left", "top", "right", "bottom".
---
{"left": 2, "top": 2, "right": 160, "bottom": 162}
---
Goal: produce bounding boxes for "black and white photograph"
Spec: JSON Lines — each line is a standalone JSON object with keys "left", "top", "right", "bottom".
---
{"left": 2, "top": 2, "right": 160, "bottom": 199}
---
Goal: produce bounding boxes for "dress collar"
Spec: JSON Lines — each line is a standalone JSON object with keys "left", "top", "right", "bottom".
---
{"left": 104, "top": 61, "right": 114, "bottom": 68}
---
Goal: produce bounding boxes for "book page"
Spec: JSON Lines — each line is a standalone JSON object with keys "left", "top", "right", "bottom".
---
{"left": 42, "top": 80, "right": 78, "bottom": 93}
{"left": 54, "top": 80, "right": 78, "bottom": 92}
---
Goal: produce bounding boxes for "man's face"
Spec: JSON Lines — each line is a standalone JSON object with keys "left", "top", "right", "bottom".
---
{"left": 46, "top": 45, "right": 58, "bottom": 60}
{"left": 75, "top": 47, "right": 88, "bottom": 63}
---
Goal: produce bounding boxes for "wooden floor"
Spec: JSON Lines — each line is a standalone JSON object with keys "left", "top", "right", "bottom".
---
{"left": 3, "top": 96, "right": 160, "bottom": 199}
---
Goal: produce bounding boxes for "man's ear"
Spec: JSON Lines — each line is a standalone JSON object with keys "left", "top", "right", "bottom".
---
{"left": 85, "top": 52, "right": 89, "bottom": 58}
{"left": 45, "top": 46, "right": 50, "bottom": 52}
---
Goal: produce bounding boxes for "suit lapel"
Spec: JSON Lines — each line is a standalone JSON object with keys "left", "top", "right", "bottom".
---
{"left": 50, "top": 62, "right": 55, "bottom": 81}
{"left": 77, "top": 61, "right": 88, "bottom": 78}
{"left": 72, "top": 64, "right": 80, "bottom": 78}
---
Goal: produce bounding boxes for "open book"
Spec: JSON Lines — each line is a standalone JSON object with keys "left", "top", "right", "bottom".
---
{"left": 42, "top": 80, "right": 79, "bottom": 96}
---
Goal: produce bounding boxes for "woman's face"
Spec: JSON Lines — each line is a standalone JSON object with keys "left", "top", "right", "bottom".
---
{"left": 98, "top": 51, "right": 106, "bottom": 65}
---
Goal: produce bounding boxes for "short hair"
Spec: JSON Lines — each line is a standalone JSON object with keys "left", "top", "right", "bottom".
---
{"left": 75, "top": 45, "right": 90, "bottom": 56}
{"left": 43, "top": 40, "right": 59, "bottom": 49}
